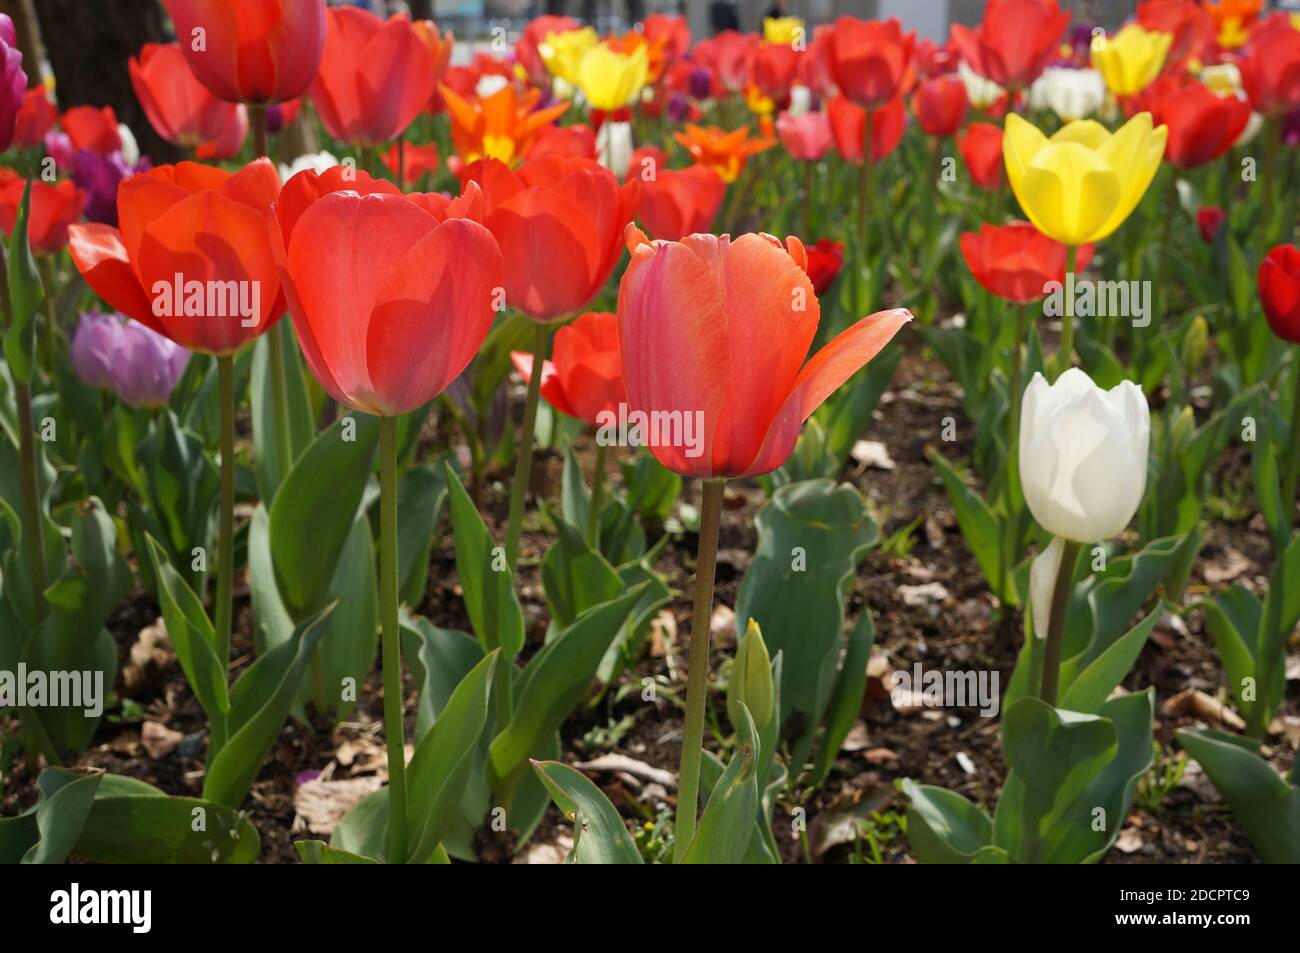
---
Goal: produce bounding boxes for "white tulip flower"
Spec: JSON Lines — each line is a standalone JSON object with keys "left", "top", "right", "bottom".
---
{"left": 958, "top": 60, "right": 1005, "bottom": 110}
{"left": 1028, "top": 68, "right": 1107, "bottom": 122}
{"left": 597, "top": 120, "right": 633, "bottom": 179}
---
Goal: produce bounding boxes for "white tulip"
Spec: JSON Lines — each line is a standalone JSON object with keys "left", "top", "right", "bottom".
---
{"left": 597, "top": 120, "right": 633, "bottom": 179}
{"left": 475, "top": 73, "right": 509, "bottom": 100}
{"left": 958, "top": 60, "right": 1005, "bottom": 110}
{"left": 1019, "top": 368, "right": 1150, "bottom": 544}
{"left": 278, "top": 150, "right": 341, "bottom": 182}
{"left": 117, "top": 123, "right": 139, "bottom": 166}
{"left": 1029, "top": 536, "right": 1065, "bottom": 640}
{"left": 1028, "top": 68, "right": 1107, "bottom": 122}
{"left": 787, "top": 84, "right": 813, "bottom": 117}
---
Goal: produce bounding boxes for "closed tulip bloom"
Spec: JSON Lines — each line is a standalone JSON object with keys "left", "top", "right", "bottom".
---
{"left": 1238, "top": 20, "right": 1300, "bottom": 116}
{"left": 960, "top": 221, "right": 1095, "bottom": 304}
{"left": 310, "top": 7, "right": 435, "bottom": 147}
{"left": 1003, "top": 112, "right": 1167, "bottom": 246}
{"left": 463, "top": 154, "right": 636, "bottom": 322}
{"left": 751, "top": 42, "right": 801, "bottom": 102}
{"left": 381, "top": 141, "right": 440, "bottom": 186}
{"left": 0, "top": 169, "right": 85, "bottom": 255}
{"left": 1020, "top": 368, "right": 1150, "bottom": 545}
{"left": 516, "top": 15, "right": 578, "bottom": 85}
{"left": 805, "top": 238, "right": 844, "bottom": 296}
{"left": 913, "top": 74, "right": 967, "bottom": 137}
{"left": 14, "top": 87, "right": 55, "bottom": 149}
{"left": 61, "top": 105, "right": 121, "bottom": 153}
{"left": 776, "top": 110, "right": 832, "bottom": 161}
{"left": 951, "top": 0, "right": 1070, "bottom": 91}
{"left": 163, "top": 0, "right": 325, "bottom": 105}
{"left": 1197, "top": 205, "right": 1226, "bottom": 243}
{"left": 510, "top": 310, "right": 626, "bottom": 425}
{"left": 1258, "top": 244, "right": 1300, "bottom": 343}
{"left": 1091, "top": 24, "right": 1172, "bottom": 97}
{"left": 828, "top": 96, "right": 906, "bottom": 164}
{"left": 274, "top": 190, "right": 502, "bottom": 417}
{"left": 618, "top": 225, "right": 911, "bottom": 477}
{"left": 0, "top": 15, "right": 23, "bottom": 153}
{"left": 694, "top": 30, "right": 757, "bottom": 95}
{"left": 958, "top": 60, "right": 1006, "bottom": 111}
{"left": 596, "top": 120, "right": 633, "bottom": 178}
{"left": 1027, "top": 67, "right": 1107, "bottom": 122}
{"left": 633, "top": 164, "right": 725, "bottom": 241}
{"left": 71, "top": 311, "right": 190, "bottom": 408}
{"left": 958, "top": 122, "right": 1005, "bottom": 190}
{"left": 578, "top": 42, "right": 648, "bottom": 112}
{"left": 130, "top": 43, "right": 245, "bottom": 151}
{"left": 1136, "top": 0, "right": 1213, "bottom": 74}
{"left": 827, "top": 17, "right": 915, "bottom": 109}
{"left": 67, "top": 158, "right": 283, "bottom": 355}
{"left": 1142, "top": 74, "right": 1250, "bottom": 168}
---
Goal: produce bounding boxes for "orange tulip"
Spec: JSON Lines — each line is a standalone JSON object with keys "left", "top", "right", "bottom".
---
{"left": 828, "top": 96, "right": 906, "bottom": 163}
{"left": 672, "top": 123, "right": 774, "bottom": 183}
{"left": 310, "top": 7, "right": 435, "bottom": 147}
{"left": 510, "top": 310, "right": 627, "bottom": 426}
{"left": 618, "top": 225, "right": 911, "bottom": 477}
{"left": 0, "top": 169, "right": 84, "bottom": 255}
{"left": 633, "top": 164, "right": 726, "bottom": 241}
{"left": 130, "top": 42, "right": 246, "bottom": 152}
{"left": 442, "top": 83, "right": 568, "bottom": 166}
{"left": 163, "top": 0, "right": 325, "bottom": 105}
{"left": 67, "top": 159, "right": 283, "bottom": 355}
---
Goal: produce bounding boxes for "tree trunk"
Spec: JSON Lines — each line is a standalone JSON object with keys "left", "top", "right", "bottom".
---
{"left": 33, "top": 0, "right": 182, "bottom": 163}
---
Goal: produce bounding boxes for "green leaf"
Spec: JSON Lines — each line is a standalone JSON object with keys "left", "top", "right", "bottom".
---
{"left": 819, "top": 343, "right": 904, "bottom": 468}
{"left": 397, "top": 463, "right": 447, "bottom": 607}
{"left": 560, "top": 446, "right": 590, "bottom": 536}
{"left": 22, "top": 769, "right": 103, "bottom": 864}
{"left": 682, "top": 704, "right": 759, "bottom": 864}
{"left": 3, "top": 180, "right": 40, "bottom": 385}
{"left": 75, "top": 793, "right": 260, "bottom": 863}
{"left": 250, "top": 320, "right": 314, "bottom": 500}
{"left": 927, "top": 449, "right": 1014, "bottom": 605}
{"left": 401, "top": 614, "right": 484, "bottom": 739}
{"left": 541, "top": 520, "right": 622, "bottom": 630}
{"left": 901, "top": 779, "right": 994, "bottom": 864}
{"left": 1060, "top": 609, "right": 1159, "bottom": 714}
{"left": 813, "top": 608, "right": 876, "bottom": 785}
{"left": 295, "top": 840, "right": 380, "bottom": 864}
{"left": 445, "top": 462, "right": 524, "bottom": 658}
{"left": 531, "top": 760, "right": 643, "bottom": 864}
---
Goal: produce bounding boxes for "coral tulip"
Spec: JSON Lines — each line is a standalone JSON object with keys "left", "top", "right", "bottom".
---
{"left": 509, "top": 310, "right": 626, "bottom": 426}
{"left": 1003, "top": 112, "right": 1167, "bottom": 246}
{"left": 14, "top": 87, "right": 55, "bottom": 149}
{"left": 695, "top": 30, "right": 757, "bottom": 94}
{"left": 163, "top": 0, "right": 325, "bottom": 105}
{"left": 673, "top": 123, "right": 774, "bottom": 183}
{"left": 1141, "top": 74, "right": 1250, "bottom": 168}
{"left": 828, "top": 96, "right": 906, "bottom": 164}
{"left": 382, "top": 141, "right": 440, "bottom": 186}
{"left": 776, "top": 110, "right": 832, "bottom": 161}
{"left": 71, "top": 310, "right": 189, "bottom": 409}
{"left": 958, "top": 122, "right": 1005, "bottom": 192}
{"left": 1091, "top": 24, "right": 1172, "bottom": 97}
{"left": 633, "top": 164, "right": 725, "bottom": 241}
{"left": 130, "top": 42, "right": 245, "bottom": 151}
{"left": 751, "top": 42, "right": 801, "bottom": 103}
{"left": 913, "top": 74, "right": 968, "bottom": 137}
{"left": 950, "top": 0, "right": 1070, "bottom": 91}
{"left": 1258, "top": 244, "right": 1300, "bottom": 343}
{"left": 462, "top": 154, "right": 636, "bottom": 322}
{"left": 310, "top": 7, "right": 435, "bottom": 147}
{"left": 827, "top": 17, "right": 914, "bottom": 108}
{"left": 0, "top": 169, "right": 85, "bottom": 255}
{"left": 960, "top": 221, "right": 1095, "bottom": 305}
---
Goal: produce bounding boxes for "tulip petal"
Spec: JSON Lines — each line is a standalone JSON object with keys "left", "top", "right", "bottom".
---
{"left": 512, "top": 351, "right": 578, "bottom": 419}
{"left": 67, "top": 223, "right": 160, "bottom": 332}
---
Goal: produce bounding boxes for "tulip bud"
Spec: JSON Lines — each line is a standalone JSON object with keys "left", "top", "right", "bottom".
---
{"left": 1170, "top": 404, "right": 1196, "bottom": 452}
{"left": 1182, "top": 315, "right": 1208, "bottom": 373}
{"left": 1019, "top": 368, "right": 1151, "bottom": 543}
{"left": 728, "top": 619, "right": 774, "bottom": 733}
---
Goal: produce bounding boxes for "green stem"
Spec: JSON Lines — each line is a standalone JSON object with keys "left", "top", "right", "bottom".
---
{"left": 214, "top": 355, "right": 235, "bottom": 674}
{"left": 1261, "top": 117, "right": 1281, "bottom": 250}
{"left": 672, "top": 478, "right": 725, "bottom": 863}
{"left": 249, "top": 104, "right": 268, "bottom": 159}
{"left": 858, "top": 107, "right": 874, "bottom": 257}
{"left": 266, "top": 325, "right": 294, "bottom": 482}
{"left": 1010, "top": 303, "right": 1025, "bottom": 450}
{"left": 504, "top": 323, "right": 549, "bottom": 571}
{"left": 1280, "top": 348, "right": 1300, "bottom": 532}
{"left": 379, "top": 415, "right": 409, "bottom": 862}
{"left": 1054, "top": 245, "right": 1078, "bottom": 381}
{"left": 14, "top": 381, "right": 46, "bottom": 622}
{"left": 1039, "top": 539, "right": 1082, "bottom": 707}
{"left": 37, "top": 256, "right": 58, "bottom": 372}
{"left": 588, "top": 440, "right": 607, "bottom": 550}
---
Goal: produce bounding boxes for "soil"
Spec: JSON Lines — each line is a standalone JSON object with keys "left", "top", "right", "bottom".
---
{"left": 2, "top": 334, "right": 1293, "bottom": 864}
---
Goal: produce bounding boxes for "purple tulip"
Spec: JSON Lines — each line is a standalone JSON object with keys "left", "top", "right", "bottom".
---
{"left": 73, "top": 149, "right": 151, "bottom": 225}
{"left": 688, "top": 67, "right": 712, "bottom": 102}
{"left": 71, "top": 311, "right": 189, "bottom": 409}
{"left": 1284, "top": 107, "right": 1300, "bottom": 148}
{"left": 44, "top": 130, "right": 75, "bottom": 170}
{"left": 0, "top": 14, "right": 27, "bottom": 153}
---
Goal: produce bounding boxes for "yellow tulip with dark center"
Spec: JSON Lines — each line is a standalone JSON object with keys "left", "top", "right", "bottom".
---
{"left": 1091, "top": 24, "right": 1172, "bottom": 97}
{"left": 1003, "top": 112, "right": 1167, "bottom": 247}
{"left": 577, "top": 42, "right": 649, "bottom": 112}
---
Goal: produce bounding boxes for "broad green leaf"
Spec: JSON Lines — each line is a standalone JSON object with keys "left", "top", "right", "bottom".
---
{"left": 813, "top": 609, "right": 876, "bottom": 785}
{"left": 532, "top": 760, "right": 643, "bottom": 864}
{"left": 901, "top": 779, "right": 994, "bottom": 864}
{"left": 541, "top": 520, "right": 622, "bottom": 630}
{"left": 1060, "top": 609, "right": 1159, "bottom": 714}
{"left": 75, "top": 793, "right": 260, "bottom": 863}
{"left": 250, "top": 320, "right": 314, "bottom": 500}
{"left": 397, "top": 462, "right": 447, "bottom": 607}
{"left": 682, "top": 704, "right": 759, "bottom": 864}
{"left": 927, "top": 449, "right": 1014, "bottom": 605}
{"left": 401, "top": 614, "right": 484, "bottom": 739}
{"left": 445, "top": 463, "right": 524, "bottom": 658}
{"left": 295, "top": 840, "right": 379, "bottom": 864}
{"left": 22, "top": 769, "right": 103, "bottom": 864}
{"left": 4, "top": 180, "right": 39, "bottom": 384}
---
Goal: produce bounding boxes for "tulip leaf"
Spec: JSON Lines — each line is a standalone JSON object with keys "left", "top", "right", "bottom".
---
{"left": 295, "top": 840, "right": 380, "bottom": 864}
{"left": 401, "top": 613, "right": 485, "bottom": 739}
{"left": 531, "top": 760, "right": 643, "bottom": 864}
{"left": 560, "top": 445, "right": 591, "bottom": 536}
{"left": 682, "top": 704, "right": 759, "bottom": 864}
{"left": 812, "top": 608, "right": 876, "bottom": 785}
{"left": 397, "top": 462, "right": 447, "bottom": 607}
{"left": 1252, "top": 402, "right": 1287, "bottom": 552}
{"left": 1177, "top": 729, "right": 1300, "bottom": 864}
{"left": 901, "top": 779, "right": 994, "bottom": 864}
{"left": 1060, "top": 608, "right": 1159, "bottom": 714}
{"left": 250, "top": 320, "right": 315, "bottom": 500}
{"left": 926, "top": 448, "right": 1016, "bottom": 606}
{"left": 269, "top": 412, "right": 378, "bottom": 620}
{"left": 330, "top": 787, "right": 389, "bottom": 861}
{"left": 21, "top": 769, "right": 103, "bottom": 864}
{"left": 541, "top": 520, "right": 622, "bottom": 630}
{"left": 3, "top": 180, "right": 40, "bottom": 385}
{"left": 620, "top": 453, "right": 681, "bottom": 523}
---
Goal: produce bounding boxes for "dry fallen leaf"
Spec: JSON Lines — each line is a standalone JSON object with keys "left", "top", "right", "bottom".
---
{"left": 898, "top": 582, "right": 951, "bottom": 606}
{"left": 840, "top": 721, "right": 871, "bottom": 753}
{"left": 648, "top": 609, "right": 675, "bottom": 658}
{"left": 1161, "top": 688, "right": 1246, "bottom": 730}
{"left": 1115, "top": 828, "right": 1144, "bottom": 854}
{"left": 710, "top": 604, "right": 737, "bottom": 645}
{"left": 1202, "top": 547, "right": 1252, "bottom": 585}
{"left": 293, "top": 776, "right": 384, "bottom": 836}
{"left": 574, "top": 754, "right": 677, "bottom": 789}
{"left": 120, "top": 618, "right": 175, "bottom": 697}
{"left": 141, "top": 721, "right": 183, "bottom": 760}
{"left": 851, "top": 439, "right": 896, "bottom": 472}
{"left": 512, "top": 834, "right": 574, "bottom": 864}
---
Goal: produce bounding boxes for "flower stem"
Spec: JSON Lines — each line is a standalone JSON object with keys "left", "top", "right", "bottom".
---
{"left": 214, "top": 355, "right": 235, "bottom": 674}
{"left": 37, "top": 256, "right": 59, "bottom": 371}
{"left": 504, "top": 323, "right": 549, "bottom": 571}
{"left": 672, "top": 478, "right": 725, "bottom": 863}
{"left": 266, "top": 324, "right": 294, "bottom": 484}
{"left": 588, "top": 440, "right": 607, "bottom": 550}
{"left": 1039, "top": 539, "right": 1081, "bottom": 707}
{"left": 1054, "top": 245, "right": 1078, "bottom": 381}
{"left": 379, "top": 415, "right": 409, "bottom": 862}
{"left": 1280, "top": 347, "right": 1300, "bottom": 533}
{"left": 858, "top": 107, "right": 874, "bottom": 257}
{"left": 249, "top": 103, "right": 267, "bottom": 160}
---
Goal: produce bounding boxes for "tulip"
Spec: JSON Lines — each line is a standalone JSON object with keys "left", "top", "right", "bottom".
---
{"left": 632, "top": 164, "right": 725, "bottom": 241}
{"left": 1197, "top": 205, "right": 1226, "bottom": 243}
{"left": 274, "top": 185, "right": 503, "bottom": 864}
{"left": 61, "top": 105, "right": 120, "bottom": 154}
{"left": 577, "top": 42, "right": 648, "bottom": 112}
{"left": 805, "top": 238, "right": 844, "bottom": 296}
{"left": 442, "top": 83, "right": 568, "bottom": 167}
{"left": 540, "top": 26, "right": 599, "bottom": 88}
{"left": 72, "top": 149, "right": 150, "bottom": 226}
{"left": 71, "top": 311, "right": 189, "bottom": 408}
{"left": 764, "top": 16, "right": 805, "bottom": 47}
{"left": 1020, "top": 368, "right": 1149, "bottom": 703}
{"left": 382, "top": 141, "right": 439, "bottom": 187}
{"left": 596, "top": 120, "right": 633, "bottom": 178}
{"left": 827, "top": 96, "right": 906, "bottom": 164}
{"left": 672, "top": 123, "right": 774, "bottom": 183}
{"left": 130, "top": 42, "right": 246, "bottom": 152}
{"left": 958, "top": 122, "right": 1004, "bottom": 191}
{"left": 1259, "top": 244, "right": 1300, "bottom": 344}
{"left": 163, "top": 0, "right": 326, "bottom": 105}
{"left": 913, "top": 74, "right": 967, "bottom": 137}
{"left": 1091, "top": 24, "right": 1172, "bottom": 98}
{"left": 0, "top": 169, "right": 84, "bottom": 256}
{"left": 1136, "top": 0, "right": 1213, "bottom": 74}
{"left": 960, "top": 222, "right": 1096, "bottom": 307}
{"left": 14, "top": 87, "right": 55, "bottom": 149}
{"left": 957, "top": 60, "right": 1005, "bottom": 112}
{"left": 528, "top": 123, "right": 597, "bottom": 162}
{"left": 195, "top": 105, "right": 249, "bottom": 160}
{"left": 516, "top": 15, "right": 578, "bottom": 85}
{"left": 618, "top": 223, "right": 910, "bottom": 859}
{"left": 1238, "top": 18, "right": 1300, "bottom": 116}
{"left": 693, "top": 30, "right": 757, "bottom": 95}
{"left": 310, "top": 7, "right": 435, "bottom": 149}
{"left": 751, "top": 43, "right": 801, "bottom": 103}
{"left": 776, "top": 110, "right": 832, "bottom": 161}
{"left": 951, "top": 0, "right": 1069, "bottom": 92}
{"left": 827, "top": 17, "right": 914, "bottom": 109}
{"left": 644, "top": 14, "right": 691, "bottom": 64}
{"left": 1026, "top": 67, "right": 1107, "bottom": 123}
{"left": 0, "top": 14, "right": 23, "bottom": 153}
{"left": 1141, "top": 74, "right": 1250, "bottom": 168}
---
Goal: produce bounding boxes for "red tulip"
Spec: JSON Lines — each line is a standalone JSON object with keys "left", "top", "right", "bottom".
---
{"left": 618, "top": 225, "right": 911, "bottom": 477}
{"left": 805, "top": 238, "right": 844, "bottom": 296}
{"left": 950, "top": 0, "right": 1070, "bottom": 90}
{"left": 310, "top": 7, "right": 435, "bottom": 147}
{"left": 1137, "top": 0, "right": 1213, "bottom": 74}
{"left": 644, "top": 14, "right": 691, "bottom": 65}
{"left": 1197, "top": 205, "right": 1226, "bottom": 243}
{"left": 276, "top": 165, "right": 402, "bottom": 248}
{"left": 828, "top": 17, "right": 915, "bottom": 108}
{"left": 958, "top": 122, "right": 1004, "bottom": 191}
{"left": 130, "top": 42, "right": 245, "bottom": 151}
{"left": 696, "top": 30, "right": 759, "bottom": 94}
{"left": 163, "top": 0, "right": 325, "bottom": 105}
{"left": 67, "top": 159, "right": 283, "bottom": 355}
{"left": 0, "top": 168, "right": 84, "bottom": 255}
{"left": 776, "top": 110, "right": 833, "bottom": 161}
{"left": 382, "top": 141, "right": 440, "bottom": 186}
{"left": 61, "top": 105, "right": 120, "bottom": 153}
{"left": 960, "top": 221, "right": 1095, "bottom": 305}
{"left": 828, "top": 95, "right": 906, "bottom": 164}
{"left": 528, "top": 123, "right": 598, "bottom": 162}
{"left": 510, "top": 310, "right": 627, "bottom": 425}
{"left": 751, "top": 42, "right": 801, "bottom": 102}
{"left": 462, "top": 154, "right": 637, "bottom": 322}
{"left": 14, "top": 87, "right": 55, "bottom": 148}
{"left": 1258, "top": 243, "right": 1300, "bottom": 343}
{"left": 1238, "top": 19, "right": 1300, "bottom": 116}
{"left": 633, "top": 164, "right": 725, "bottom": 241}
{"left": 1141, "top": 74, "right": 1250, "bottom": 169}
{"left": 195, "top": 105, "right": 249, "bottom": 160}
{"left": 913, "top": 74, "right": 968, "bottom": 137}
{"left": 273, "top": 187, "right": 502, "bottom": 416}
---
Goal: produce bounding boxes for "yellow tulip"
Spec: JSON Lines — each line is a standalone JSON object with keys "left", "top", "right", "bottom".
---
{"left": 1003, "top": 112, "right": 1167, "bottom": 246}
{"left": 763, "top": 16, "right": 804, "bottom": 47}
{"left": 1091, "top": 24, "right": 1172, "bottom": 96}
{"left": 577, "top": 42, "right": 649, "bottom": 112}
{"left": 540, "top": 27, "right": 598, "bottom": 85}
